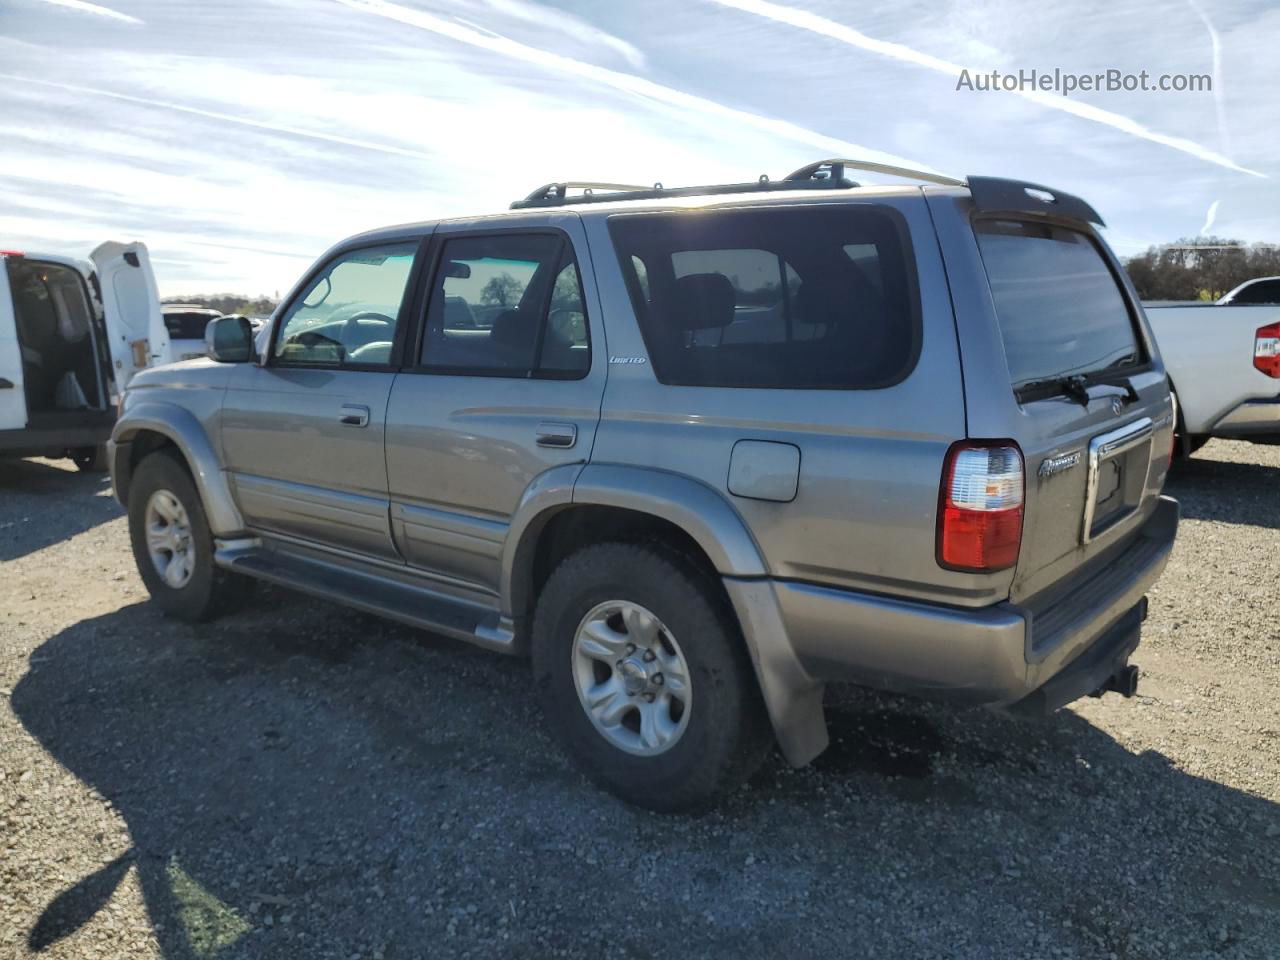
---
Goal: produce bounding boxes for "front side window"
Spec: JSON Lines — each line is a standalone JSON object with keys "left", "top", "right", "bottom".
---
{"left": 973, "top": 220, "right": 1142, "bottom": 387}
{"left": 609, "top": 205, "right": 920, "bottom": 389}
{"left": 274, "top": 242, "right": 417, "bottom": 367}
{"left": 420, "top": 234, "right": 590, "bottom": 378}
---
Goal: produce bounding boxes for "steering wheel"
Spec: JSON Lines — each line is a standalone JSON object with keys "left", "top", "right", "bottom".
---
{"left": 342, "top": 311, "right": 396, "bottom": 347}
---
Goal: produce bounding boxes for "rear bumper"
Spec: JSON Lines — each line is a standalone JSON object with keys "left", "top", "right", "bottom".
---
{"left": 774, "top": 495, "right": 1179, "bottom": 709}
{"left": 1210, "top": 397, "right": 1280, "bottom": 436}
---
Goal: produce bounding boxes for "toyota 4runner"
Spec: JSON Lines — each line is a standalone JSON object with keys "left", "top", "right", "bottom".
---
{"left": 110, "top": 159, "right": 1179, "bottom": 810}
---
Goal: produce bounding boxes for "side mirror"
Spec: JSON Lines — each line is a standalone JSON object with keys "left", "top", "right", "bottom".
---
{"left": 206, "top": 315, "right": 257, "bottom": 363}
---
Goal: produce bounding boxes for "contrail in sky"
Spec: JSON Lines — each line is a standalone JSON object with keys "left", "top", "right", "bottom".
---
{"left": 708, "top": 0, "right": 1263, "bottom": 178}
{"left": 333, "top": 0, "right": 948, "bottom": 178}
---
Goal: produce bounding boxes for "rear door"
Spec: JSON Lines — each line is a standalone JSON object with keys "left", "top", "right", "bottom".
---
{"left": 89, "top": 241, "right": 165, "bottom": 383}
{"left": 931, "top": 198, "right": 1173, "bottom": 604}
{"left": 384, "top": 222, "right": 603, "bottom": 594}
{"left": 0, "top": 260, "right": 25, "bottom": 430}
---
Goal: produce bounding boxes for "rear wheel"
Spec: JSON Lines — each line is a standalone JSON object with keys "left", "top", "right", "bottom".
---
{"left": 531, "top": 542, "right": 772, "bottom": 812}
{"left": 127, "top": 451, "right": 252, "bottom": 621}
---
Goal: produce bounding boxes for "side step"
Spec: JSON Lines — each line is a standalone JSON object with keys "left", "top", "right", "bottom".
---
{"left": 214, "top": 539, "right": 517, "bottom": 654}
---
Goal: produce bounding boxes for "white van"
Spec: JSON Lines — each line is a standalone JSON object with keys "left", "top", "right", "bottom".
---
{"left": 0, "top": 244, "right": 163, "bottom": 470}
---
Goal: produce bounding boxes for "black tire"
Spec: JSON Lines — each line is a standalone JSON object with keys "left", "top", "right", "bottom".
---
{"left": 72, "top": 444, "right": 109, "bottom": 473}
{"left": 531, "top": 542, "right": 773, "bottom": 812}
{"left": 127, "top": 450, "right": 253, "bottom": 622}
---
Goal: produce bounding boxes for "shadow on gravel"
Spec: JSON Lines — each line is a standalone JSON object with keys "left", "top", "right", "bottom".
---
{"left": 13, "top": 596, "right": 1280, "bottom": 959}
{"left": 0, "top": 458, "right": 119, "bottom": 561}
{"left": 1167, "top": 452, "right": 1280, "bottom": 530}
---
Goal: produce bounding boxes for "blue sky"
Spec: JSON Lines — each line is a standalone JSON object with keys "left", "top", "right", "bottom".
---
{"left": 0, "top": 0, "right": 1275, "bottom": 295}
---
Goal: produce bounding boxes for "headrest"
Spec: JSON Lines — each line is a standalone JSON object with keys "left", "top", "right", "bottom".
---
{"left": 795, "top": 263, "right": 881, "bottom": 326}
{"left": 671, "top": 273, "right": 735, "bottom": 330}
{"left": 490, "top": 309, "right": 531, "bottom": 347}
{"left": 442, "top": 296, "right": 475, "bottom": 328}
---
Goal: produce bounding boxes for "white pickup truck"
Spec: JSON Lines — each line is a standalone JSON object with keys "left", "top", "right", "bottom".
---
{"left": 1145, "top": 279, "right": 1280, "bottom": 454}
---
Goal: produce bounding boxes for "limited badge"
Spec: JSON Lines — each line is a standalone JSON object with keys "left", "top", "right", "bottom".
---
{"left": 1038, "top": 451, "right": 1081, "bottom": 479}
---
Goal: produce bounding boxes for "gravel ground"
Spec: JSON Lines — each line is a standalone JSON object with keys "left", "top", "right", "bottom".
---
{"left": 2, "top": 443, "right": 1278, "bottom": 960}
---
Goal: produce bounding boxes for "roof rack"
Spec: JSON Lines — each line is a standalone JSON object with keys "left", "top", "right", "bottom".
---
{"left": 784, "top": 158, "right": 964, "bottom": 187}
{"left": 508, "top": 160, "right": 1104, "bottom": 226}
{"left": 509, "top": 172, "right": 858, "bottom": 210}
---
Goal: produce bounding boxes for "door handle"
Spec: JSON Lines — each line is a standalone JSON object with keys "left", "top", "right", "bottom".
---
{"left": 339, "top": 404, "right": 370, "bottom": 427}
{"left": 0, "top": 378, "right": 13, "bottom": 390}
{"left": 536, "top": 421, "right": 577, "bottom": 448}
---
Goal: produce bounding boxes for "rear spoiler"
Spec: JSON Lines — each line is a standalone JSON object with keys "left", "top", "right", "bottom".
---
{"left": 966, "top": 176, "right": 1105, "bottom": 227}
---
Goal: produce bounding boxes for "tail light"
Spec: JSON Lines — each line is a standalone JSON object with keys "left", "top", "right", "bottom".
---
{"left": 937, "top": 442, "right": 1024, "bottom": 572}
{"left": 1254, "top": 322, "right": 1280, "bottom": 377}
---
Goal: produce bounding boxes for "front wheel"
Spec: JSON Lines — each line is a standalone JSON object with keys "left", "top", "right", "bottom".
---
{"left": 127, "top": 450, "right": 252, "bottom": 622}
{"left": 531, "top": 542, "right": 772, "bottom": 812}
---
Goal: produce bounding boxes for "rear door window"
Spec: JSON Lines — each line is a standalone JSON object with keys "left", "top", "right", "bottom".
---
{"left": 609, "top": 205, "right": 920, "bottom": 389}
{"left": 419, "top": 233, "right": 590, "bottom": 379}
{"left": 973, "top": 220, "right": 1142, "bottom": 387}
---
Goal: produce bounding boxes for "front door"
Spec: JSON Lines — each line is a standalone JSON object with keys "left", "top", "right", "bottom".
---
{"left": 221, "top": 239, "right": 423, "bottom": 561}
{"left": 384, "top": 225, "right": 605, "bottom": 593}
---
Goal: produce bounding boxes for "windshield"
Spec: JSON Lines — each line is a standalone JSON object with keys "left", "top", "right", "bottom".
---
{"left": 974, "top": 219, "right": 1142, "bottom": 388}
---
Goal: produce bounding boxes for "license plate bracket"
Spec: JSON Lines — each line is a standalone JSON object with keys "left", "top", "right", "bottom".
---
{"left": 1083, "top": 417, "right": 1154, "bottom": 544}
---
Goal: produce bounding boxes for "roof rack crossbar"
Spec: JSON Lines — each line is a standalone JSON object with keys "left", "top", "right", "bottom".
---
{"left": 784, "top": 158, "right": 965, "bottom": 187}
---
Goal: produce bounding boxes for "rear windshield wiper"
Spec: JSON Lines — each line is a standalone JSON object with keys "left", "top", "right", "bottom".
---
{"left": 1015, "top": 374, "right": 1091, "bottom": 405}
{"left": 1015, "top": 372, "right": 1139, "bottom": 407}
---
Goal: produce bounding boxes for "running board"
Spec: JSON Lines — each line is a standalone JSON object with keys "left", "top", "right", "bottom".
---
{"left": 214, "top": 539, "right": 518, "bottom": 654}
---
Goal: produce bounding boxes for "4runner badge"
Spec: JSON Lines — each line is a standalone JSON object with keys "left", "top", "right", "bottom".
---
{"left": 1039, "top": 453, "right": 1080, "bottom": 478}
{"left": 1038, "top": 451, "right": 1081, "bottom": 479}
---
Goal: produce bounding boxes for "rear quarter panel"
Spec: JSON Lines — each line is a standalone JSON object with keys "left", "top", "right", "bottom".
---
{"left": 583, "top": 195, "right": 1005, "bottom": 607}
{"left": 925, "top": 190, "right": 1173, "bottom": 607}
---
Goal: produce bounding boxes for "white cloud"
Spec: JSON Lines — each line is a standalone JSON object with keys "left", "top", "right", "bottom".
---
{"left": 332, "top": 0, "right": 948, "bottom": 176}
{"left": 25, "top": 0, "right": 141, "bottom": 25}
{"left": 477, "top": 0, "right": 647, "bottom": 69}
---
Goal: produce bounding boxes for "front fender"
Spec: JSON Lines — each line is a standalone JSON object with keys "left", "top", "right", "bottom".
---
{"left": 110, "top": 401, "right": 245, "bottom": 536}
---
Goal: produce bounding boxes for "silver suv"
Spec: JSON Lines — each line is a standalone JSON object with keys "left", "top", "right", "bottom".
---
{"left": 110, "top": 159, "right": 1179, "bottom": 811}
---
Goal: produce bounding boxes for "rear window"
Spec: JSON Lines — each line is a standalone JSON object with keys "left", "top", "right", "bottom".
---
{"left": 164, "top": 311, "right": 218, "bottom": 340}
{"left": 974, "top": 220, "right": 1142, "bottom": 387}
{"left": 609, "top": 205, "right": 920, "bottom": 389}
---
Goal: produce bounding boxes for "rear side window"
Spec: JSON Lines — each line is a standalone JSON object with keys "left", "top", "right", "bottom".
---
{"left": 974, "top": 220, "right": 1142, "bottom": 387}
{"left": 610, "top": 205, "right": 920, "bottom": 389}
